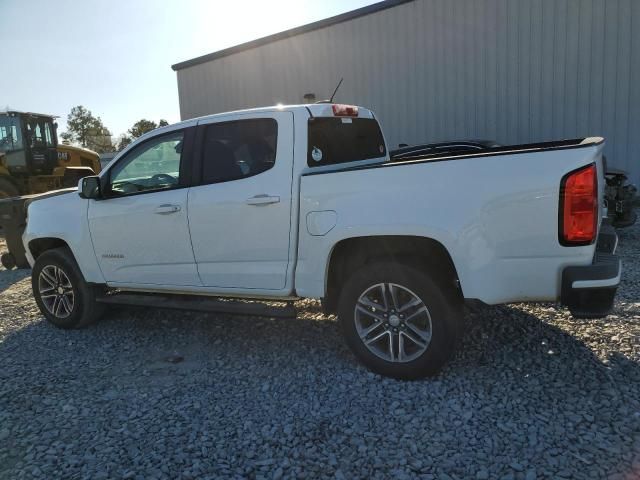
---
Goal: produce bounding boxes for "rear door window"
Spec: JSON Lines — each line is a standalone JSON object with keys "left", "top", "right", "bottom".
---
{"left": 200, "top": 118, "right": 277, "bottom": 185}
{"left": 307, "top": 117, "right": 386, "bottom": 167}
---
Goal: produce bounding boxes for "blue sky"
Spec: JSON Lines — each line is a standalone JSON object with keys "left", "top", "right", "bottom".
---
{"left": 1, "top": 0, "right": 375, "bottom": 138}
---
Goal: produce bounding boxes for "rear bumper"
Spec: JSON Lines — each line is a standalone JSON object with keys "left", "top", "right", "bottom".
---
{"left": 561, "top": 223, "right": 621, "bottom": 318}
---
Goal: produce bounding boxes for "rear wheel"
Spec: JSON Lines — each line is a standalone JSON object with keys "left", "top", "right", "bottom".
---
{"left": 338, "top": 261, "right": 462, "bottom": 379}
{"left": 32, "top": 248, "right": 104, "bottom": 329}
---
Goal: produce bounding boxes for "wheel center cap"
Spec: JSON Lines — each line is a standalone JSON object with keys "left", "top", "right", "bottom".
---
{"left": 57, "top": 287, "right": 64, "bottom": 295}
{"left": 389, "top": 314, "right": 400, "bottom": 327}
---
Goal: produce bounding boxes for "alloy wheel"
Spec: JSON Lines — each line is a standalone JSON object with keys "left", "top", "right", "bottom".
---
{"left": 354, "top": 282, "right": 432, "bottom": 362}
{"left": 38, "top": 265, "right": 75, "bottom": 318}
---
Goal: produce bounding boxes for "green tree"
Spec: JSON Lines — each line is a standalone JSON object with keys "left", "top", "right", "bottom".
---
{"left": 115, "top": 118, "right": 170, "bottom": 151}
{"left": 61, "top": 105, "right": 113, "bottom": 153}
{"left": 127, "top": 119, "right": 170, "bottom": 139}
{"left": 116, "top": 135, "right": 133, "bottom": 151}
{"left": 128, "top": 119, "right": 158, "bottom": 139}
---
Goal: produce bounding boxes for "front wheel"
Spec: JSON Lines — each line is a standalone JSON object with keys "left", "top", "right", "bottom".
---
{"left": 1, "top": 253, "right": 16, "bottom": 270}
{"left": 32, "top": 248, "right": 104, "bottom": 329}
{"left": 338, "top": 262, "right": 462, "bottom": 379}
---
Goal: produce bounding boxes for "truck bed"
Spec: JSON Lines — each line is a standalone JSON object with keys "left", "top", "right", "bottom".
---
{"left": 295, "top": 137, "right": 605, "bottom": 304}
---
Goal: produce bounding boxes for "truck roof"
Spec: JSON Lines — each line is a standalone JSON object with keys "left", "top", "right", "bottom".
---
{"left": 0, "top": 110, "right": 58, "bottom": 119}
{"left": 124, "top": 103, "right": 378, "bottom": 156}
{"left": 174, "top": 103, "right": 375, "bottom": 129}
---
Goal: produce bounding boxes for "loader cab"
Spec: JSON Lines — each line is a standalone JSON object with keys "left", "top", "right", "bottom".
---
{"left": 0, "top": 111, "right": 59, "bottom": 175}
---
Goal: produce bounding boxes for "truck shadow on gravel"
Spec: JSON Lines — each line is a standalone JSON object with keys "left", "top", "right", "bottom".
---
{"left": 0, "top": 267, "right": 30, "bottom": 293}
{"left": 1, "top": 299, "right": 638, "bottom": 478}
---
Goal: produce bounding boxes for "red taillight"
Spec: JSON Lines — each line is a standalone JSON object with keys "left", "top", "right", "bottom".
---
{"left": 560, "top": 164, "right": 598, "bottom": 245}
{"left": 332, "top": 104, "right": 359, "bottom": 117}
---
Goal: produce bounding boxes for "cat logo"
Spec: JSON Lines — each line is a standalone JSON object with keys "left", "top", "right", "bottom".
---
{"left": 57, "top": 151, "right": 69, "bottom": 162}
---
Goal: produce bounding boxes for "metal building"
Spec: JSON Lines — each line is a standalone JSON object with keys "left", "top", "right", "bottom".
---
{"left": 172, "top": 0, "right": 640, "bottom": 184}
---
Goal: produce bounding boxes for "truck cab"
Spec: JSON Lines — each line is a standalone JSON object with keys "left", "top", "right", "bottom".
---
{"left": 0, "top": 111, "right": 59, "bottom": 179}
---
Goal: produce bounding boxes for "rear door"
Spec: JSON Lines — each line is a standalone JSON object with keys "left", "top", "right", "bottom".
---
{"left": 188, "top": 112, "right": 294, "bottom": 289}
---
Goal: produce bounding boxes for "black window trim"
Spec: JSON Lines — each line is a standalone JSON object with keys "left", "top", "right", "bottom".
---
{"left": 99, "top": 126, "right": 196, "bottom": 200}
{"left": 192, "top": 117, "right": 279, "bottom": 187}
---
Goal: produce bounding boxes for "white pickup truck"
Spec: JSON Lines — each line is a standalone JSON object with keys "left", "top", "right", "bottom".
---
{"left": 23, "top": 103, "right": 621, "bottom": 379}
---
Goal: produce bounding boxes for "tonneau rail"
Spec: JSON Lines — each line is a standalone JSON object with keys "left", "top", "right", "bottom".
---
{"left": 302, "top": 137, "right": 604, "bottom": 177}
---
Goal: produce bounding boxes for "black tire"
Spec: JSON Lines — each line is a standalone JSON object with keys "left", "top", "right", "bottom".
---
{"left": 338, "top": 261, "right": 462, "bottom": 379}
{"left": 32, "top": 247, "right": 104, "bottom": 329}
{"left": 1, "top": 253, "right": 16, "bottom": 270}
{"left": 0, "top": 177, "right": 20, "bottom": 199}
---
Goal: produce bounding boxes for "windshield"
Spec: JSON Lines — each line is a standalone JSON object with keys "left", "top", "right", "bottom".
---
{"left": 24, "top": 117, "right": 55, "bottom": 149}
{"left": 0, "top": 115, "right": 23, "bottom": 152}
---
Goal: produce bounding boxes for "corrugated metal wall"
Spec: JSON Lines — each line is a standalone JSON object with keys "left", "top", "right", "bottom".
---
{"left": 176, "top": 0, "right": 640, "bottom": 184}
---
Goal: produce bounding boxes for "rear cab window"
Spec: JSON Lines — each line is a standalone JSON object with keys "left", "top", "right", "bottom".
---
{"left": 307, "top": 115, "right": 386, "bottom": 167}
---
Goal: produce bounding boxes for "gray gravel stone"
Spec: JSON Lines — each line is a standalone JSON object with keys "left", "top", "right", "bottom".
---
{"left": 0, "top": 219, "right": 639, "bottom": 479}
{"left": 476, "top": 469, "right": 489, "bottom": 479}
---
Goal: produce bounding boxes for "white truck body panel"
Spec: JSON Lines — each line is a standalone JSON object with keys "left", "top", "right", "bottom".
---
{"left": 296, "top": 142, "right": 605, "bottom": 303}
{"left": 22, "top": 104, "right": 609, "bottom": 307}
{"left": 188, "top": 111, "right": 295, "bottom": 290}
{"left": 23, "top": 192, "right": 104, "bottom": 284}
{"left": 88, "top": 187, "right": 199, "bottom": 286}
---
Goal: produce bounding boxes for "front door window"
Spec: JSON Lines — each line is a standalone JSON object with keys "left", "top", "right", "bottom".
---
{"left": 0, "top": 116, "right": 22, "bottom": 152}
{"left": 108, "top": 131, "right": 183, "bottom": 196}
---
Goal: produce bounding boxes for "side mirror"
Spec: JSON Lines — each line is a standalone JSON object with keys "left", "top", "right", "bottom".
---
{"left": 78, "top": 176, "right": 101, "bottom": 199}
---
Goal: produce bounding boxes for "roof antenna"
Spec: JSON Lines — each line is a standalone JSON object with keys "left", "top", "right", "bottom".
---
{"left": 329, "top": 77, "right": 344, "bottom": 103}
{"left": 316, "top": 78, "right": 344, "bottom": 103}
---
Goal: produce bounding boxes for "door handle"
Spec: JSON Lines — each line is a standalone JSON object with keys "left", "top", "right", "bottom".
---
{"left": 154, "top": 204, "right": 181, "bottom": 214}
{"left": 245, "top": 194, "right": 280, "bottom": 206}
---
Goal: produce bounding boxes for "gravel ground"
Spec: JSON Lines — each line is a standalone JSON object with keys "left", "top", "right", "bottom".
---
{"left": 0, "top": 223, "right": 638, "bottom": 480}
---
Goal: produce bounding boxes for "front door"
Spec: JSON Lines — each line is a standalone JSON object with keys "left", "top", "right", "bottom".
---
{"left": 188, "top": 112, "right": 294, "bottom": 290}
{"left": 89, "top": 128, "right": 200, "bottom": 286}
